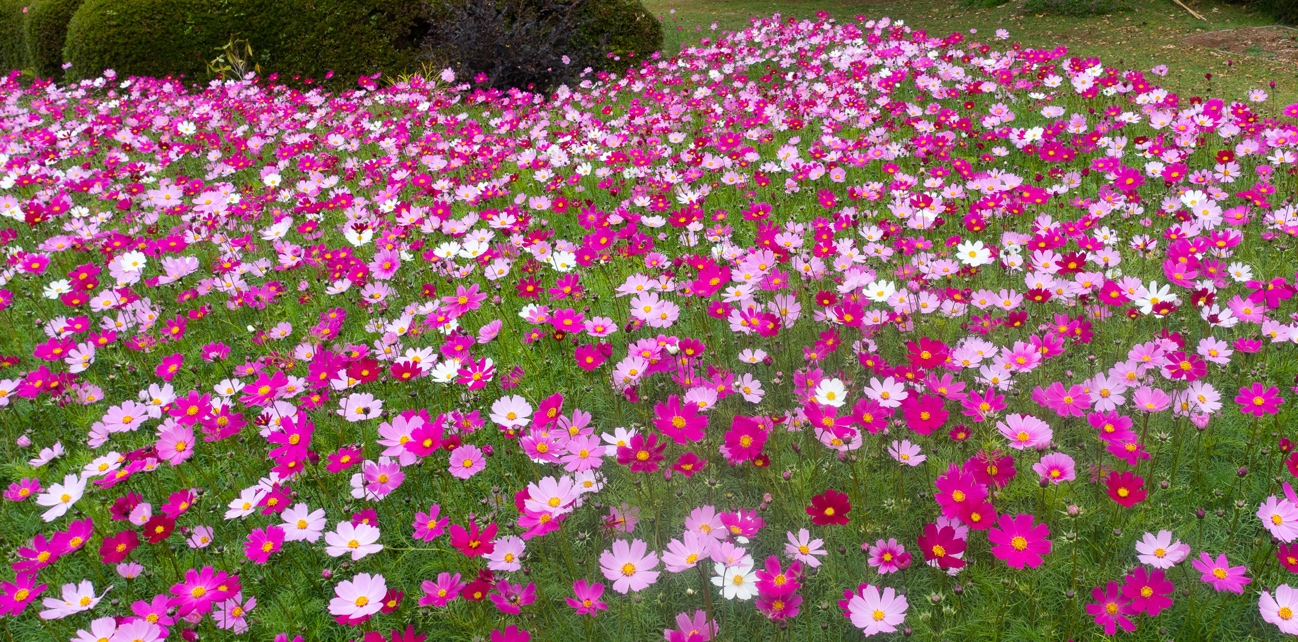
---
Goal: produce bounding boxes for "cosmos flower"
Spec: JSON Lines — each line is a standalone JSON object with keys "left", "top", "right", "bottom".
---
{"left": 845, "top": 584, "right": 908, "bottom": 636}
{"left": 599, "top": 539, "right": 660, "bottom": 594}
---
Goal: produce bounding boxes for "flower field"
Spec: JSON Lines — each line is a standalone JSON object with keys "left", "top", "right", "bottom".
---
{"left": 5, "top": 10, "right": 1298, "bottom": 641}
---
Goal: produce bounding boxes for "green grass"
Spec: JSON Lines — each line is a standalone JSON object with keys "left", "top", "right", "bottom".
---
{"left": 644, "top": 0, "right": 1298, "bottom": 107}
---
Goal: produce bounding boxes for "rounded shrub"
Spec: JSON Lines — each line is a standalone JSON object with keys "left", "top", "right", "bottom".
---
{"left": 1257, "top": 0, "right": 1298, "bottom": 25}
{"left": 0, "top": 0, "right": 31, "bottom": 74}
{"left": 230, "top": 0, "right": 426, "bottom": 84}
{"left": 571, "top": 0, "right": 662, "bottom": 72}
{"left": 64, "top": 0, "right": 228, "bottom": 81}
{"left": 24, "top": 0, "right": 84, "bottom": 79}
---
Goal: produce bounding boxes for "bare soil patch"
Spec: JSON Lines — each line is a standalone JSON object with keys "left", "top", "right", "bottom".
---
{"left": 1184, "top": 25, "right": 1298, "bottom": 63}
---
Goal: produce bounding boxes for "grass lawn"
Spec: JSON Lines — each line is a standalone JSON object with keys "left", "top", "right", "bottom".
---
{"left": 643, "top": 0, "right": 1298, "bottom": 107}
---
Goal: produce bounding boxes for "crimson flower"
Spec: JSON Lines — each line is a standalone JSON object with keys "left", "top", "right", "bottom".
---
{"left": 806, "top": 489, "right": 851, "bottom": 526}
{"left": 1106, "top": 471, "right": 1146, "bottom": 507}
{"left": 917, "top": 523, "right": 966, "bottom": 570}
{"left": 449, "top": 522, "right": 498, "bottom": 558}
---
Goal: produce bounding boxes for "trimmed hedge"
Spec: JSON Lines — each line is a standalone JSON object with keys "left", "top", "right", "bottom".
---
{"left": 0, "top": 0, "right": 30, "bottom": 74}
{"left": 228, "top": 0, "right": 428, "bottom": 83}
{"left": 64, "top": 0, "right": 228, "bottom": 81}
{"left": 60, "top": 0, "right": 661, "bottom": 85}
{"left": 570, "top": 0, "right": 663, "bottom": 72}
{"left": 25, "top": 0, "right": 84, "bottom": 78}
{"left": 1257, "top": 0, "right": 1298, "bottom": 25}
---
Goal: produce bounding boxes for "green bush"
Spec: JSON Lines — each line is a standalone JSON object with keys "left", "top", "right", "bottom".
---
{"left": 64, "top": 0, "right": 228, "bottom": 81}
{"left": 64, "top": 0, "right": 428, "bottom": 84}
{"left": 1022, "top": 0, "right": 1129, "bottom": 16}
{"left": 0, "top": 0, "right": 31, "bottom": 74}
{"left": 25, "top": 0, "right": 83, "bottom": 78}
{"left": 229, "top": 0, "right": 427, "bottom": 83}
{"left": 60, "top": 0, "right": 660, "bottom": 85}
{"left": 1257, "top": 0, "right": 1298, "bottom": 24}
{"left": 570, "top": 0, "right": 662, "bottom": 72}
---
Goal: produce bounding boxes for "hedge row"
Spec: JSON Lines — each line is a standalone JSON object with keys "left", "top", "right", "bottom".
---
{"left": 0, "top": 0, "right": 661, "bottom": 85}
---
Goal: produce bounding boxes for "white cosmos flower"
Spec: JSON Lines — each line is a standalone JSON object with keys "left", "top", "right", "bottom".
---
{"left": 1134, "top": 281, "right": 1178, "bottom": 315}
{"left": 863, "top": 280, "right": 897, "bottom": 303}
{"left": 956, "top": 240, "right": 993, "bottom": 267}
{"left": 711, "top": 557, "right": 758, "bottom": 600}
{"left": 118, "top": 251, "right": 147, "bottom": 273}
{"left": 814, "top": 378, "right": 848, "bottom": 408}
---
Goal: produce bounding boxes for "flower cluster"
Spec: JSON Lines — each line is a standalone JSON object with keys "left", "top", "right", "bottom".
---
{"left": 2, "top": 8, "right": 1298, "bottom": 641}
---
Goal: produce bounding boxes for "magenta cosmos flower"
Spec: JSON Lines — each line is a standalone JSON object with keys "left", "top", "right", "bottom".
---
{"left": 1120, "top": 567, "right": 1174, "bottom": 616}
{"left": 616, "top": 433, "right": 666, "bottom": 473}
{"left": 412, "top": 504, "right": 448, "bottom": 542}
{"left": 1192, "top": 552, "right": 1252, "bottom": 593}
{"left": 243, "top": 526, "right": 284, "bottom": 564}
{"left": 1237, "top": 382, "right": 1284, "bottom": 417}
{"left": 988, "top": 513, "right": 1051, "bottom": 569}
{"left": 168, "top": 566, "right": 235, "bottom": 616}
{"left": 654, "top": 394, "right": 707, "bottom": 444}
{"left": 599, "top": 538, "right": 660, "bottom": 594}
{"left": 1086, "top": 581, "right": 1137, "bottom": 635}
{"left": 566, "top": 579, "right": 607, "bottom": 616}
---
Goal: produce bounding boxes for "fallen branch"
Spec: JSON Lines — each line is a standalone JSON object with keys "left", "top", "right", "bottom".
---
{"left": 1172, "top": 0, "right": 1208, "bottom": 21}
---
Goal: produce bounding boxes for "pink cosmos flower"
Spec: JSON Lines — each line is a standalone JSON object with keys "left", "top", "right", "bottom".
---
{"left": 865, "top": 538, "right": 911, "bottom": 574}
{"left": 845, "top": 584, "right": 908, "bottom": 635}
{"left": 1135, "top": 530, "right": 1190, "bottom": 569}
{"left": 487, "top": 536, "right": 526, "bottom": 572}
{"left": 663, "top": 530, "right": 714, "bottom": 572}
{"left": 665, "top": 610, "right": 717, "bottom": 642}
{"left": 337, "top": 393, "right": 383, "bottom": 422}
{"left": 599, "top": 538, "right": 660, "bottom": 594}
{"left": 1031, "top": 382, "right": 1090, "bottom": 417}
{"left": 419, "top": 572, "right": 465, "bottom": 607}
{"left": 328, "top": 572, "right": 386, "bottom": 620}
{"left": 213, "top": 592, "right": 256, "bottom": 632}
{"left": 155, "top": 424, "right": 195, "bottom": 466}
{"left": 888, "top": 440, "right": 925, "bottom": 466}
{"left": 1032, "top": 452, "right": 1076, "bottom": 484}
{"left": 1261, "top": 584, "right": 1298, "bottom": 635}
{"left": 1259, "top": 495, "right": 1298, "bottom": 543}
{"left": 785, "top": 528, "right": 827, "bottom": 567}
{"left": 448, "top": 444, "right": 486, "bottom": 479}
{"left": 996, "top": 413, "right": 1052, "bottom": 450}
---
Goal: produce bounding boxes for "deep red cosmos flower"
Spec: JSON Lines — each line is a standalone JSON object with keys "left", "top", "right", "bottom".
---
{"left": 807, "top": 489, "right": 851, "bottom": 526}
{"left": 917, "top": 523, "right": 966, "bottom": 570}
{"left": 1106, "top": 471, "right": 1147, "bottom": 507}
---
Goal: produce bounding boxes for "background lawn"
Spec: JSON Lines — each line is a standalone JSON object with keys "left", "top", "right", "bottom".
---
{"left": 643, "top": 0, "right": 1298, "bottom": 107}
